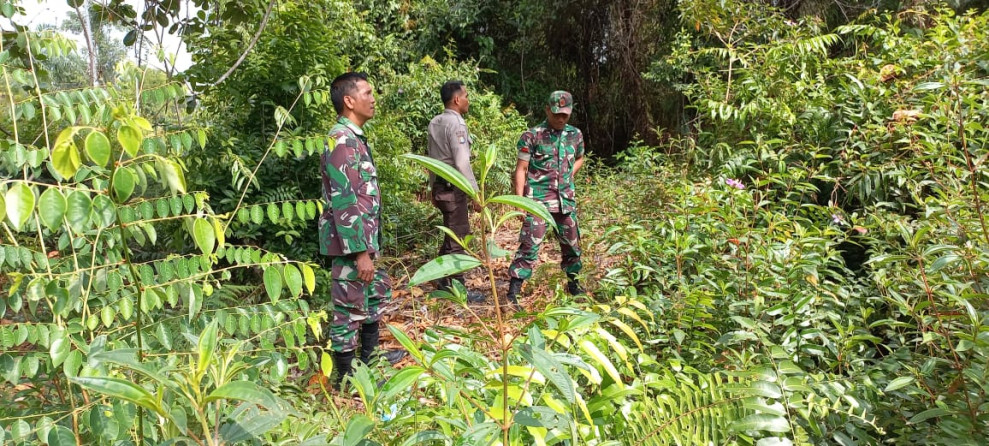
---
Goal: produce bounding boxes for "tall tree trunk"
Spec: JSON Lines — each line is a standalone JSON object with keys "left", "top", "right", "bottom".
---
{"left": 73, "top": 1, "right": 98, "bottom": 87}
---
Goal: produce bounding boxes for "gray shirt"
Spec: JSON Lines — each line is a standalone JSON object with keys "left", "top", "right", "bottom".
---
{"left": 427, "top": 109, "right": 478, "bottom": 191}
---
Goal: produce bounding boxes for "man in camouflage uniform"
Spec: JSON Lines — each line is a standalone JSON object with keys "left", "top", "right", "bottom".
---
{"left": 427, "top": 80, "right": 484, "bottom": 303}
{"left": 319, "top": 72, "right": 390, "bottom": 384}
{"left": 506, "top": 91, "right": 586, "bottom": 305}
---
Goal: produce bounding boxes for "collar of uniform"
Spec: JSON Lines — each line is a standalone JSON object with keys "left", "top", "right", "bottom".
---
{"left": 336, "top": 115, "right": 365, "bottom": 137}
{"left": 538, "top": 120, "right": 569, "bottom": 135}
{"left": 443, "top": 108, "right": 464, "bottom": 123}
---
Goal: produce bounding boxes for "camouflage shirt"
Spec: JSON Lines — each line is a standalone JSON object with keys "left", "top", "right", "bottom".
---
{"left": 517, "top": 121, "right": 585, "bottom": 213}
{"left": 319, "top": 116, "right": 381, "bottom": 256}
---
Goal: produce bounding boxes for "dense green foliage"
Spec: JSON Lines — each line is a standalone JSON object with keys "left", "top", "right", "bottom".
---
{"left": 2, "top": 0, "right": 989, "bottom": 445}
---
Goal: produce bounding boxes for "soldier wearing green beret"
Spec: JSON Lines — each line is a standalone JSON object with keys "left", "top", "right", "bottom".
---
{"left": 506, "top": 91, "right": 586, "bottom": 306}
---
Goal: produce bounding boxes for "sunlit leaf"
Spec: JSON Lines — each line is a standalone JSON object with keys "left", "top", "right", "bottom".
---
{"left": 403, "top": 154, "right": 477, "bottom": 201}
{"left": 5, "top": 183, "right": 35, "bottom": 231}
{"left": 193, "top": 218, "right": 216, "bottom": 254}
{"left": 117, "top": 125, "right": 142, "bottom": 157}
{"left": 52, "top": 127, "right": 81, "bottom": 179}
{"left": 85, "top": 130, "right": 111, "bottom": 167}
{"left": 409, "top": 254, "right": 481, "bottom": 286}
{"left": 488, "top": 195, "right": 554, "bottom": 231}
{"left": 283, "top": 263, "right": 302, "bottom": 298}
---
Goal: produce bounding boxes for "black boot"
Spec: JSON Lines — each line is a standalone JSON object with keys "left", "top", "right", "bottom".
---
{"left": 332, "top": 350, "right": 355, "bottom": 389}
{"left": 359, "top": 322, "right": 379, "bottom": 365}
{"left": 434, "top": 277, "right": 451, "bottom": 292}
{"left": 567, "top": 274, "right": 585, "bottom": 296}
{"left": 506, "top": 278, "right": 524, "bottom": 307}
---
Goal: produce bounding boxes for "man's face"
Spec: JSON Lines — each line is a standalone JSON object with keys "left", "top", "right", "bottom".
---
{"left": 347, "top": 79, "right": 376, "bottom": 123}
{"left": 545, "top": 107, "right": 571, "bottom": 130}
{"left": 455, "top": 87, "right": 470, "bottom": 115}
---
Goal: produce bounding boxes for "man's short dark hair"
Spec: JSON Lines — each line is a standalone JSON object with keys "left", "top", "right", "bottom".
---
{"left": 331, "top": 72, "right": 369, "bottom": 114}
{"left": 440, "top": 80, "right": 466, "bottom": 105}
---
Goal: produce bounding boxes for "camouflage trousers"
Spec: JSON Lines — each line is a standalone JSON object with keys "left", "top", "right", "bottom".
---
{"left": 509, "top": 211, "right": 582, "bottom": 281}
{"left": 328, "top": 255, "right": 391, "bottom": 353}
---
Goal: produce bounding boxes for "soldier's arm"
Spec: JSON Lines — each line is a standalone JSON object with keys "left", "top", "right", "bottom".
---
{"left": 326, "top": 136, "right": 367, "bottom": 255}
{"left": 513, "top": 159, "right": 528, "bottom": 197}
{"left": 572, "top": 130, "right": 586, "bottom": 176}
{"left": 514, "top": 132, "right": 533, "bottom": 196}
{"left": 573, "top": 156, "right": 584, "bottom": 176}
{"left": 447, "top": 123, "right": 479, "bottom": 191}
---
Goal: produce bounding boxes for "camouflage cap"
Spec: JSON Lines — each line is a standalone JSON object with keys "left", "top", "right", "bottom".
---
{"left": 547, "top": 91, "right": 573, "bottom": 114}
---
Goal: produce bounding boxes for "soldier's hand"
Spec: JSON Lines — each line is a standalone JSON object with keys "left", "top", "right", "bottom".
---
{"left": 356, "top": 251, "right": 374, "bottom": 283}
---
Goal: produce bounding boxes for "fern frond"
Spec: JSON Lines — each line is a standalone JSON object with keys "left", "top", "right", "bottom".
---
{"left": 626, "top": 371, "right": 754, "bottom": 445}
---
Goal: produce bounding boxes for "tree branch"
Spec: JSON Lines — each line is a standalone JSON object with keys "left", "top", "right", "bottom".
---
{"left": 211, "top": 0, "right": 277, "bottom": 87}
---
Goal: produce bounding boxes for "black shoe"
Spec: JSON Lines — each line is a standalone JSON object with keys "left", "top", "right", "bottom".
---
{"left": 359, "top": 322, "right": 379, "bottom": 365}
{"left": 434, "top": 277, "right": 451, "bottom": 292}
{"left": 567, "top": 279, "right": 585, "bottom": 296}
{"left": 466, "top": 290, "right": 485, "bottom": 303}
{"left": 332, "top": 350, "right": 355, "bottom": 389}
{"left": 506, "top": 278, "right": 523, "bottom": 307}
{"left": 381, "top": 349, "right": 408, "bottom": 365}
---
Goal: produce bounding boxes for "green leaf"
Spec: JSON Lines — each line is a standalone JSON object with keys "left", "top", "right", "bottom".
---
{"left": 342, "top": 415, "right": 375, "bottom": 446}
{"left": 283, "top": 264, "right": 303, "bottom": 298}
{"left": 204, "top": 381, "right": 279, "bottom": 409}
{"left": 522, "top": 345, "right": 575, "bottom": 404}
{"left": 387, "top": 324, "right": 423, "bottom": 363}
{"left": 756, "top": 438, "right": 794, "bottom": 446}
{"left": 578, "top": 340, "right": 622, "bottom": 388}
{"left": 321, "top": 351, "right": 333, "bottom": 377}
{"left": 301, "top": 263, "right": 316, "bottom": 294}
{"left": 158, "top": 159, "right": 187, "bottom": 194}
{"left": 488, "top": 195, "right": 554, "bottom": 231}
{"left": 85, "top": 130, "right": 111, "bottom": 167}
{"left": 403, "top": 154, "right": 478, "bottom": 201}
{"left": 63, "top": 350, "right": 82, "bottom": 377}
{"left": 884, "top": 376, "right": 915, "bottom": 392}
{"left": 250, "top": 206, "right": 264, "bottom": 225}
{"left": 89, "top": 349, "right": 170, "bottom": 384}
{"left": 123, "top": 29, "right": 137, "bottom": 46}
{"left": 908, "top": 407, "right": 951, "bottom": 424}
{"left": 914, "top": 82, "right": 944, "bottom": 91}
{"left": 5, "top": 183, "right": 35, "bottom": 231}
{"left": 117, "top": 125, "right": 142, "bottom": 157}
{"left": 379, "top": 366, "right": 424, "bottom": 403}
{"left": 52, "top": 127, "right": 81, "bottom": 179}
{"left": 70, "top": 376, "right": 160, "bottom": 413}
{"left": 66, "top": 191, "right": 92, "bottom": 233}
{"left": 399, "top": 431, "right": 449, "bottom": 446}
{"left": 196, "top": 320, "right": 219, "bottom": 375}
{"left": 112, "top": 167, "right": 136, "bottom": 203}
{"left": 0, "top": 192, "right": 5, "bottom": 224}
{"left": 100, "top": 305, "right": 115, "bottom": 328}
{"left": 211, "top": 217, "right": 225, "bottom": 248}
{"left": 267, "top": 203, "right": 280, "bottom": 223}
{"left": 92, "top": 194, "right": 115, "bottom": 228}
{"left": 282, "top": 201, "right": 294, "bottom": 221}
{"left": 47, "top": 426, "right": 75, "bottom": 446}
{"left": 732, "top": 414, "right": 790, "bottom": 433}
{"left": 193, "top": 218, "right": 216, "bottom": 254}
{"left": 514, "top": 406, "right": 568, "bottom": 429}
{"left": 263, "top": 266, "right": 283, "bottom": 302}
{"left": 409, "top": 254, "right": 481, "bottom": 286}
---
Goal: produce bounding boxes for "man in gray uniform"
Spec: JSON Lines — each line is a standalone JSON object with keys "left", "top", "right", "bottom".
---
{"left": 427, "top": 80, "right": 484, "bottom": 303}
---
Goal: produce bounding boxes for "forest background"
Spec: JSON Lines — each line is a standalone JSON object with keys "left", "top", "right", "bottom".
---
{"left": 2, "top": 0, "right": 989, "bottom": 444}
